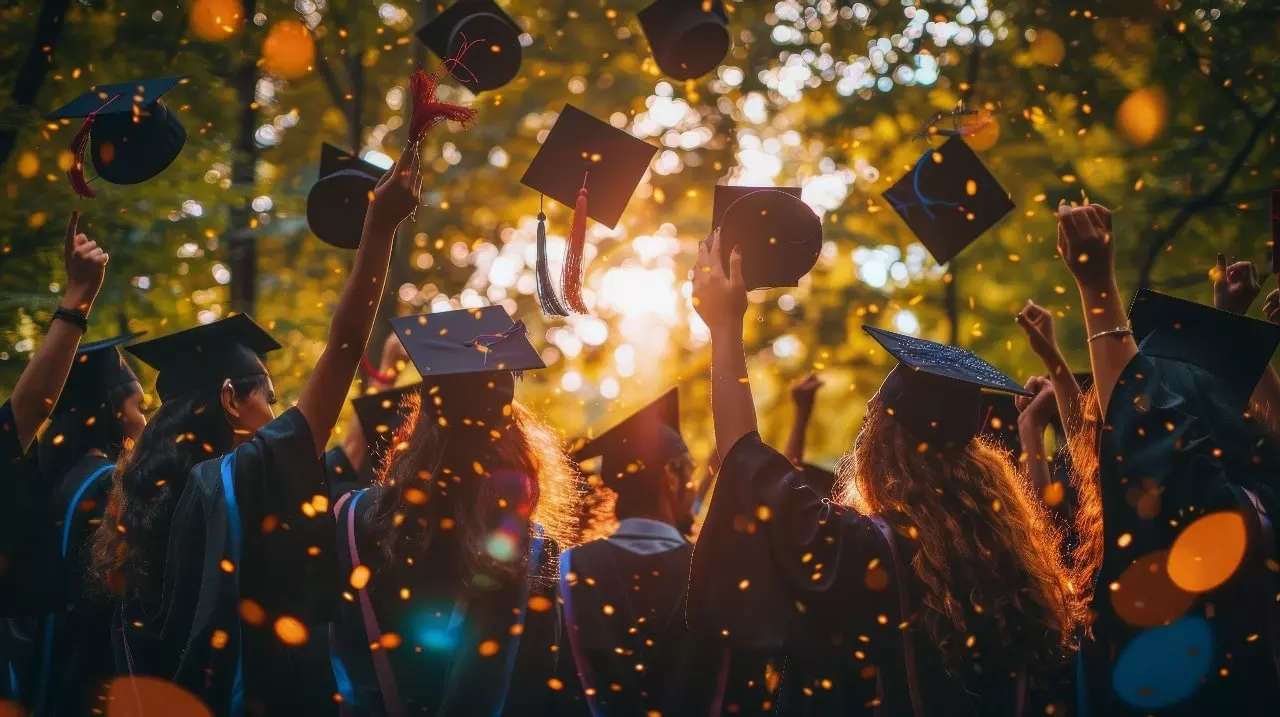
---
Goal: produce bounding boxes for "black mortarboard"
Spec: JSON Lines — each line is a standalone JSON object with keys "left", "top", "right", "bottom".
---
{"left": 351, "top": 383, "right": 420, "bottom": 468}
{"left": 390, "top": 306, "right": 544, "bottom": 426}
{"left": 638, "top": 0, "right": 732, "bottom": 81}
{"left": 306, "top": 143, "right": 384, "bottom": 249}
{"left": 801, "top": 463, "right": 837, "bottom": 496}
{"left": 883, "top": 135, "right": 1014, "bottom": 265}
{"left": 47, "top": 77, "right": 186, "bottom": 197}
{"left": 416, "top": 0, "right": 523, "bottom": 93}
{"left": 711, "top": 186, "right": 822, "bottom": 291}
{"left": 1129, "top": 288, "right": 1280, "bottom": 414}
{"left": 979, "top": 392, "right": 1022, "bottom": 454}
{"left": 520, "top": 105, "right": 659, "bottom": 316}
{"left": 125, "top": 314, "right": 281, "bottom": 401}
{"left": 864, "top": 325, "right": 1032, "bottom": 449}
{"left": 574, "top": 388, "right": 688, "bottom": 489}
{"left": 52, "top": 332, "right": 146, "bottom": 416}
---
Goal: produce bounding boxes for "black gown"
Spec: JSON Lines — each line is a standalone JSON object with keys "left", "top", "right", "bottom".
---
{"left": 1079, "top": 352, "right": 1280, "bottom": 715}
{"left": 324, "top": 445, "right": 371, "bottom": 500}
{"left": 0, "top": 405, "right": 117, "bottom": 715}
{"left": 329, "top": 486, "right": 576, "bottom": 716}
{"left": 559, "top": 522, "right": 730, "bottom": 717}
{"left": 112, "top": 407, "right": 338, "bottom": 716}
{"left": 689, "top": 432, "right": 1032, "bottom": 716}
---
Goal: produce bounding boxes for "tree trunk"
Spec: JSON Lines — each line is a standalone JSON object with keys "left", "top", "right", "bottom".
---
{"left": 0, "top": 0, "right": 72, "bottom": 169}
{"left": 227, "top": 54, "right": 259, "bottom": 314}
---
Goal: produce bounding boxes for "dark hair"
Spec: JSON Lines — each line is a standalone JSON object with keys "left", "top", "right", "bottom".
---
{"left": 91, "top": 375, "right": 270, "bottom": 601}
{"left": 367, "top": 383, "right": 578, "bottom": 591}
{"left": 38, "top": 381, "right": 141, "bottom": 480}
{"left": 612, "top": 453, "right": 694, "bottom": 521}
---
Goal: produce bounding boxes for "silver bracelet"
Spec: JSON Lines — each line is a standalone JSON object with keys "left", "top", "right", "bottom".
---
{"left": 1087, "top": 324, "right": 1133, "bottom": 343}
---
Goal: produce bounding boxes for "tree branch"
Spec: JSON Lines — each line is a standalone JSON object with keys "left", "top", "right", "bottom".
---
{"left": 0, "top": 0, "right": 71, "bottom": 169}
{"left": 1165, "top": 19, "right": 1260, "bottom": 122}
{"left": 1137, "top": 97, "right": 1280, "bottom": 288}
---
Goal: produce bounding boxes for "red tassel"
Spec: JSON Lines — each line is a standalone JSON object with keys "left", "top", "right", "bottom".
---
{"left": 66, "top": 116, "right": 97, "bottom": 199}
{"left": 408, "top": 34, "right": 485, "bottom": 143}
{"left": 362, "top": 353, "right": 397, "bottom": 386}
{"left": 561, "top": 177, "right": 590, "bottom": 314}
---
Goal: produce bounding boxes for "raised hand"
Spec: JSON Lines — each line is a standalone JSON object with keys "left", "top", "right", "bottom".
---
{"left": 692, "top": 228, "right": 747, "bottom": 336}
{"left": 1212, "top": 254, "right": 1264, "bottom": 315}
{"left": 62, "top": 210, "right": 108, "bottom": 313}
{"left": 1264, "top": 288, "right": 1280, "bottom": 324}
{"left": 1057, "top": 203, "right": 1114, "bottom": 291}
{"left": 1015, "top": 375, "right": 1058, "bottom": 431}
{"left": 1015, "top": 300, "right": 1064, "bottom": 369}
{"left": 789, "top": 373, "right": 824, "bottom": 414}
{"left": 364, "top": 149, "right": 421, "bottom": 235}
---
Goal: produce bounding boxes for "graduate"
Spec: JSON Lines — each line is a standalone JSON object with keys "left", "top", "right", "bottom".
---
{"left": 562, "top": 388, "right": 735, "bottom": 716}
{"left": 0, "top": 211, "right": 110, "bottom": 708}
{"left": 87, "top": 140, "right": 421, "bottom": 716}
{"left": 687, "top": 230, "right": 1079, "bottom": 715}
{"left": 328, "top": 305, "right": 581, "bottom": 716}
{"left": 324, "top": 383, "right": 419, "bottom": 498}
{"left": 1055, "top": 205, "right": 1280, "bottom": 715}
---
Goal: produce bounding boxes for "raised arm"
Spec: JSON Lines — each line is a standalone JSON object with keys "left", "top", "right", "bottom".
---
{"left": 1217, "top": 259, "right": 1280, "bottom": 431}
{"left": 10, "top": 211, "right": 108, "bottom": 449}
{"left": 1016, "top": 301, "right": 1085, "bottom": 442}
{"left": 1058, "top": 204, "right": 1135, "bottom": 416}
{"left": 1014, "top": 376, "right": 1057, "bottom": 499}
{"left": 295, "top": 143, "right": 420, "bottom": 454}
{"left": 784, "top": 373, "right": 823, "bottom": 464}
{"left": 692, "top": 229, "right": 756, "bottom": 460}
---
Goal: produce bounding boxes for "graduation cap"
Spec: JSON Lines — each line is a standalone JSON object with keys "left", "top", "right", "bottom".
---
{"left": 126, "top": 314, "right": 281, "bottom": 401}
{"left": 47, "top": 77, "right": 186, "bottom": 198}
{"left": 710, "top": 185, "right": 822, "bottom": 291}
{"left": 883, "top": 135, "right": 1014, "bottom": 265}
{"left": 390, "top": 306, "right": 545, "bottom": 425}
{"left": 306, "top": 143, "right": 385, "bottom": 249}
{"left": 520, "top": 105, "right": 659, "bottom": 316}
{"left": 638, "top": 0, "right": 732, "bottom": 81}
{"left": 574, "top": 387, "right": 687, "bottom": 489}
{"left": 52, "top": 332, "right": 146, "bottom": 416}
{"left": 979, "top": 393, "right": 1022, "bottom": 454}
{"left": 351, "top": 383, "right": 420, "bottom": 469}
{"left": 416, "top": 0, "right": 523, "bottom": 93}
{"left": 1129, "top": 288, "right": 1280, "bottom": 414}
{"left": 801, "top": 463, "right": 837, "bottom": 496}
{"left": 863, "top": 325, "right": 1032, "bottom": 449}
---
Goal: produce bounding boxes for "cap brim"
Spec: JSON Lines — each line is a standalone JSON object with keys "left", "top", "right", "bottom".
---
{"left": 47, "top": 76, "right": 185, "bottom": 120}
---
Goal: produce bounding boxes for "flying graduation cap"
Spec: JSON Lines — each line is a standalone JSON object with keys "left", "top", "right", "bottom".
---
{"left": 710, "top": 185, "right": 823, "bottom": 291}
{"left": 306, "top": 143, "right": 385, "bottom": 249}
{"left": 351, "top": 383, "right": 420, "bottom": 470}
{"left": 883, "top": 135, "right": 1014, "bottom": 265}
{"left": 126, "top": 314, "right": 281, "bottom": 402}
{"left": 638, "top": 0, "right": 732, "bottom": 81}
{"left": 863, "top": 325, "right": 1032, "bottom": 450}
{"left": 1129, "top": 288, "right": 1280, "bottom": 414}
{"left": 416, "top": 0, "right": 524, "bottom": 93}
{"left": 52, "top": 332, "right": 146, "bottom": 416}
{"left": 390, "top": 306, "right": 545, "bottom": 426}
{"left": 574, "top": 387, "right": 688, "bottom": 489}
{"left": 520, "top": 105, "right": 658, "bottom": 316}
{"left": 47, "top": 77, "right": 187, "bottom": 198}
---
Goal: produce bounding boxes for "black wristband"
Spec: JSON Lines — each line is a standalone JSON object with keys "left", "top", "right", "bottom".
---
{"left": 52, "top": 307, "right": 89, "bottom": 333}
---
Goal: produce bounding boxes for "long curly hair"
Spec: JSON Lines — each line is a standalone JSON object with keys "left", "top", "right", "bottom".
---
{"left": 367, "top": 383, "right": 579, "bottom": 590}
{"left": 835, "top": 394, "right": 1080, "bottom": 671}
{"left": 38, "top": 380, "right": 141, "bottom": 481}
{"left": 1063, "top": 384, "right": 1103, "bottom": 619}
{"left": 90, "top": 375, "right": 270, "bottom": 601}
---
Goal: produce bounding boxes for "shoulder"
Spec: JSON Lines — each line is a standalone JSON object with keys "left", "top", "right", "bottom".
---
{"left": 236, "top": 407, "right": 315, "bottom": 458}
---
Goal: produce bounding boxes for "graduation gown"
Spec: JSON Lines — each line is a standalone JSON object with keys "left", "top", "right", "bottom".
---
{"left": 0, "top": 403, "right": 117, "bottom": 715}
{"left": 324, "top": 446, "right": 372, "bottom": 500}
{"left": 112, "top": 407, "right": 338, "bottom": 717}
{"left": 329, "top": 486, "right": 575, "bottom": 716}
{"left": 1079, "top": 353, "right": 1280, "bottom": 715}
{"left": 689, "top": 432, "right": 1032, "bottom": 716}
{"left": 559, "top": 518, "right": 731, "bottom": 717}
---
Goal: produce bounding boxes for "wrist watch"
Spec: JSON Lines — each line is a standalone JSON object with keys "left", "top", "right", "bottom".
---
{"left": 51, "top": 306, "right": 89, "bottom": 333}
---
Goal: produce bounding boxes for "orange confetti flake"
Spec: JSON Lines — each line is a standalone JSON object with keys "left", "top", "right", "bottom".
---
{"left": 350, "top": 565, "right": 371, "bottom": 590}
{"left": 239, "top": 599, "right": 266, "bottom": 626}
{"left": 478, "top": 640, "right": 500, "bottom": 657}
{"left": 274, "top": 616, "right": 309, "bottom": 646}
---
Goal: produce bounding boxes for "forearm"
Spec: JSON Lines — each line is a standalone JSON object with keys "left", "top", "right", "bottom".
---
{"left": 1078, "top": 280, "right": 1137, "bottom": 416}
{"left": 1045, "top": 366, "right": 1084, "bottom": 443}
{"left": 11, "top": 294, "right": 92, "bottom": 449}
{"left": 784, "top": 408, "right": 812, "bottom": 465}
{"left": 297, "top": 220, "right": 398, "bottom": 453}
{"left": 1018, "top": 418, "right": 1052, "bottom": 493}
{"left": 709, "top": 325, "right": 757, "bottom": 462}
{"left": 1251, "top": 364, "right": 1280, "bottom": 432}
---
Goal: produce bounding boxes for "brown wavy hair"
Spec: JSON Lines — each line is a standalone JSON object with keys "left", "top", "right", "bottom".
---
{"left": 834, "top": 394, "right": 1081, "bottom": 671}
{"left": 366, "top": 387, "right": 579, "bottom": 589}
{"left": 1063, "top": 383, "right": 1103, "bottom": 624}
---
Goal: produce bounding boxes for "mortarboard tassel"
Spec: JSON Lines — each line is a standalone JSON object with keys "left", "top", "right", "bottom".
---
{"left": 65, "top": 93, "right": 123, "bottom": 199}
{"left": 561, "top": 171, "right": 590, "bottom": 314}
{"left": 535, "top": 202, "right": 568, "bottom": 316}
